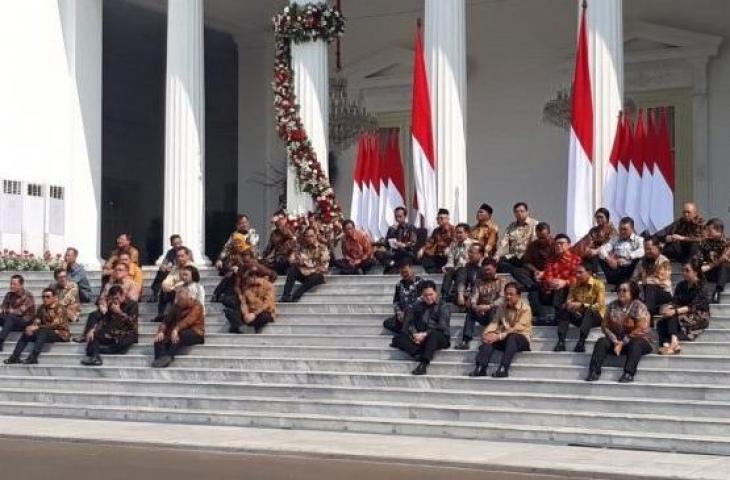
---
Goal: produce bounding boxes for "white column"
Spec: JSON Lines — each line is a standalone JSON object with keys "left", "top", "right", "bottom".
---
{"left": 425, "top": 0, "right": 467, "bottom": 224}
{"left": 585, "top": 0, "right": 623, "bottom": 211}
{"left": 61, "top": 0, "right": 103, "bottom": 267}
{"left": 287, "top": 0, "right": 329, "bottom": 215}
{"left": 163, "top": 0, "right": 207, "bottom": 264}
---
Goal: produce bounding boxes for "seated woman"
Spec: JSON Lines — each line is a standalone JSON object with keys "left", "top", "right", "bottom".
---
{"left": 468, "top": 281, "right": 532, "bottom": 378}
{"left": 585, "top": 281, "right": 655, "bottom": 383}
{"left": 656, "top": 261, "right": 710, "bottom": 355}
{"left": 152, "top": 289, "right": 205, "bottom": 368}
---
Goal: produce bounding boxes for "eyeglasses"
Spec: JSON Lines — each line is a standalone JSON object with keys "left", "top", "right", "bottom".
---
{"left": 42, "top": 294, "right": 54, "bottom": 299}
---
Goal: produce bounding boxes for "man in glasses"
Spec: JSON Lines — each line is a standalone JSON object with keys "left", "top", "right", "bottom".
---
{"left": 4, "top": 288, "right": 71, "bottom": 364}
{"left": 0, "top": 275, "right": 35, "bottom": 352}
{"left": 48, "top": 268, "right": 80, "bottom": 323}
{"left": 529, "top": 234, "right": 581, "bottom": 321}
{"left": 599, "top": 217, "right": 645, "bottom": 288}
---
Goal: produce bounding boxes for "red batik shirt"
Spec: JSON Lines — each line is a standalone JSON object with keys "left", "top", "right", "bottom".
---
{"left": 541, "top": 251, "right": 582, "bottom": 291}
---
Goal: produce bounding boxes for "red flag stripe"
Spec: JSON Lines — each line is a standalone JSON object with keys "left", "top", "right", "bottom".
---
{"left": 570, "top": 6, "right": 593, "bottom": 163}
{"left": 656, "top": 108, "right": 675, "bottom": 191}
{"left": 410, "top": 25, "right": 436, "bottom": 170}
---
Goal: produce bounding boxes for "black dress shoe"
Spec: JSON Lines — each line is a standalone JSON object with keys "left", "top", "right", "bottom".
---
{"left": 3, "top": 356, "right": 20, "bottom": 365}
{"left": 279, "top": 295, "right": 292, "bottom": 303}
{"left": 573, "top": 341, "right": 586, "bottom": 353}
{"left": 151, "top": 356, "right": 172, "bottom": 368}
{"left": 553, "top": 340, "right": 566, "bottom": 352}
{"left": 491, "top": 365, "right": 509, "bottom": 378}
{"left": 80, "top": 355, "right": 103, "bottom": 366}
{"left": 72, "top": 335, "right": 86, "bottom": 344}
{"left": 23, "top": 356, "right": 38, "bottom": 365}
{"left": 468, "top": 365, "right": 487, "bottom": 377}
{"left": 618, "top": 372, "right": 634, "bottom": 383}
{"left": 228, "top": 326, "right": 242, "bottom": 334}
{"left": 711, "top": 290, "right": 721, "bottom": 304}
{"left": 412, "top": 361, "right": 428, "bottom": 375}
{"left": 454, "top": 341, "right": 470, "bottom": 351}
{"left": 585, "top": 370, "right": 600, "bottom": 382}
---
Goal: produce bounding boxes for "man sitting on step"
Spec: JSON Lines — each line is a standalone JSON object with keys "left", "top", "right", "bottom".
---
{"left": 417, "top": 208, "right": 454, "bottom": 274}
{"left": 631, "top": 237, "right": 673, "bottom": 315}
{"left": 334, "top": 220, "right": 375, "bottom": 275}
{"left": 117, "top": 251, "right": 144, "bottom": 295}
{"left": 214, "top": 214, "right": 259, "bottom": 271}
{"left": 528, "top": 234, "right": 581, "bottom": 321}
{"left": 261, "top": 212, "right": 297, "bottom": 275}
{"left": 63, "top": 247, "right": 92, "bottom": 303}
{"left": 4, "top": 288, "right": 71, "bottom": 365}
{"left": 455, "top": 259, "right": 506, "bottom": 350}
{"left": 80, "top": 285, "right": 139, "bottom": 366}
{"left": 440, "top": 223, "right": 475, "bottom": 304}
{"left": 468, "top": 281, "right": 532, "bottom": 379}
{"left": 104, "top": 233, "right": 140, "bottom": 268}
{"left": 152, "top": 289, "right": 205, "bottom": 368}
{"left": 652, "top": 202, "right": 705, "bottom": 264}
{"left": 383, "top": 262, "right": 424, "bottom": 335}
{"left": 226, "top": 268, "right": 276, "bottom": 334}
{"left": 158, "top": 246, "right": 193, "bottom": 315}
{"left": 598, "top": 216, "right": 644, "bottom": 288}
{"left": 150, "top": 234, "right": 189, "bottom": 302}
{"left": 375, "top": 206, "right": 417, "bottom": 274}
{"left": 494, "top": 202, "right": 539, "bottom": 278}
{"left": 451, "top": 243, "right": 487, "bottom": 309}
{"left": 48, "top": 268, "right": 80, "bottom": 323}
{"left": 0, "top": 274, "right": 35, "bottom": 352}
{"left": 518, "top": 222, "right": 554, "bottom": 299}
{"left": 220, "top": 249, "right": 277, "bottom": 314}
{"left": 390, "top": 280, "right": 451, "bottom": 376}
{"left": 553, "top": 263, "right": 605, "bottom": 353}
{"left": 469, "top": 203, "right": 500, "bottom": 258}
{"left": 280, "top": 227, "right": 330, "bottom": 303}
{"left": 694, "top": 218, "right": 730, "bottom": 304}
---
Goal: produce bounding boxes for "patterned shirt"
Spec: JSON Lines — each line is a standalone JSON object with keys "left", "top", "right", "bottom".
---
{"left": 291, "top": 242, "right": 330, "bottom": 276}
{"left": 263, "top": 227, "right": 297, "bottom": 260}
{"left": 469, "top": 276, "right": 507, "bottom": 307}
{"left": 486, "top": 299, "right": 533, "bottom": 342}
{"left": 603, "top": 299, "right": 653, "bottom": 345}
{"left": 96, "top": 300, "right": 139, "bottom": 344}
{"left": 599, "top": 233, "right": 645, "bottom": 261}
{"left": 654, "top": 216, "right": 706, "bottom": 243}
{"left": 392, "top": 276, "right": 424, "bottom": 313}
{"left": 385, "top": 223, "right": 417, "bottom": 251}
{"left": 1, "top": 289, "right": 35, "bottom": 321}
{"left": 48, "top": 281, "right": 80, "bottom": 322}
{"left": 496, "top": 217, "right": 539, "bottom": 259}
{"left": 243, "top": 277, "right": 276, "bottom": 318}
{"left": 572, "top": 223, "right": 616, "bottom": 258}
{"left": 99, "top": 277, "right": 140, "bottom": 306}
{"left": 523, "top": 238, "right": 555, "bottom": 271}
{"left": 342, "top": 229, "right": 374, "bottom": 262}
{"left": 566, "top": 277, "right": 606, "bottom": 318}
{"left": 219, "top": 229, "right": 259, "bottom": 261}
{"left": 541, "top": 250, "right": 582, "bottom": 291}
{"left": 106, "top": 246, "right": 140, "bottom": 266}
{"left": 470, "top": 220, "right": 500, "bottom": 256}
{"left": 695, "top": 237, "right": 730, "bottom": 268}
{"left": 445, "top": 238, "right": 475, "bottom": 269}
{"left": 423, "top": 224, "right": 454, "bottom": 257}
{"left": 631, "top": 254, "right": 672, "bottom": 292}
{"left": 33, "top": 302, "right": 72, "bottom": 341}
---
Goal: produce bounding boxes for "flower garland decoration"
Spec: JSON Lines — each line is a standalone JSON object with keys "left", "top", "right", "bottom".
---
{"left": 272, "top": 2, "right": 345, "bottom": 228}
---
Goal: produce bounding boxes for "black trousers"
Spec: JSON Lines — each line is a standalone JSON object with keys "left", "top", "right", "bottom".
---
{"left": 10, "top": 329, "right": 63, "bottom": 360}
{"left": 706, "top": 265, "right": 729, "bottom": 292}
{"left": 333, "top": 258, "right": 375, "bottom": 275}
{"left": 81, "top": 311, "right": 103, "bottom": 337}
{"left": 656, "top": 316, "right": 681, "bottom": 345}
{"left": 589, "top": 336, "right": 652, "bottom": 375}
{"left": 212, "top": 275, "right": 235, "bottom": 302}
{"left": 0, "top": 314, "right": 31, "bottom": 346}
{"left": 391, "top": 329, "right": 450, "bottom": 363}
{"left": 154, "top": 329, "right": 204, "bottom": 359}
{"left": 226, "top": 309, "right": 273, "bottom": 332}
{"left": 662, "top": 241, "right": 699, "bottom": 264}
{"left": 556, "top": 308, "right": 602, "bottom": 341}
{"left": 421, "top": 254, "right": 447, "bottom": 274}
{"left": 440, "top": 268, "right": 458, "bottom": 301}
{"left": 158, "top": 291, "right": 176, "bottom": 315}
{"left": 150, "top": 269, "right": 169, "bottom": 299}
{"left": 600, "top": 259, "right": 639, "bottom": 286}
{"left": 527, "top": 287, "right": 569, "bottom": 318}
{"left": 641, "top": 284, "right": 673, "bottom": 316}
{"left": 264, "top": 257, "right": 291, "bottom": 276}
{"left": 475, "top": 333, "right": 530, "bottom": 369}
{"left": 281, "top": 267, "right": 325, "bottom": 300}
{"left": 86, "top": 335, "right": 135, "bottom": 357}
{"left": 375, "top": 249, "right": 414, "bottom": 271}
{"left": 383, "top": 314, "right": 404, "bottom": 335}
{"left": 461, "top": 309, "right": 495, "bottom": 342}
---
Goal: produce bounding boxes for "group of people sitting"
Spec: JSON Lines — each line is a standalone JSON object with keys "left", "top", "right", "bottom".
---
{"left": 0, "top": 201, "right": 727, "bottom": 384}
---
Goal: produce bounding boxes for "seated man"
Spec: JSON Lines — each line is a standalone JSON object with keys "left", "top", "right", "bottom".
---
{"left": 48, "top": 268, "right": 80, "bottom": 323}
{"left": 572, "top": 208, "right": 616, "bottom": 272}
{"left": 495, "top": 202, "right": 538, "bottom": 275}
{"left": 221, "top": 249, "right": 277, "bottom": 322}
{"left": 440, "top": 223, "right": 474, "bottom": 303}
{"left": 529, "top": 234, "right": 581, "bottom": 320}
{"left": 64, "top": 247, "right": 92, "bottom": 303}
{"left": 0, "top": 275, "right": 35, "bottom": 352}
{"left": 105, "top": 233, "right": 140, "bottom": 267}
{"left": 152, "top": 289, "right": 205, "bottom": 368}
{"left": 214, "top": 214, "right": 259, "bottom": 270}
{"left": 470, "top": 203, "right": 500, "bottom": 258}
{"left": 418, "top": 209, "right": 454, "bottom": 274}
{"left": 226, "top": 271, "right": 276, "bottom": 334}
{"left": 383, "top": 262, "right": 424, "bottom": 335}
{"left": 334, "top": 220, "right": 375, "bottom": 275}
{"left": 455, "top": 259, "right": 506, "bottom": 350}
{"left": 554, "top": 263, "right": 605, "bottom": 353}
{"left": 453, "top": 243, "right": 487, "bottom": 308}
{"left": 598, "top": 216, "right": 644, "bottom": 287}
{"left": 468, "top": 281, "right": 532, "bottom": 378}
{"left": 261, "top": 212, "right": 297, "bottom": 275}
{"left": 80, "top": 285, "right": 138, "bottom": 366}
{"left": 117, "top": 251, "right": 143, "bottom": 294}
{"left": 151, "top": 234, "right": 187, "bottom": 302}
{"left": 4, "top": 288, "right": 71, "bottom": 364}
{"left": 158, "top": 246, "right": 193, "bottom": 314}
{"left": 695, "top": 218, "right": 730, "bottom": 304}
{"left": 280, "top": 227, "right": 330, "bottom": 303}
{"left": 631, "top": 238, "right": 673, "bottom": 315}
{"left": 73, "top": 261, "right": 139, "bottom": 342}
{"left": 653, "top": 202, "right": 705, "bottom": 264}
{"left": 375, "top": 206, "right": 417, "bottom": 274}
{"left": 391, "top": 280, "right": 451, "bottom": 376}
{"left": 212, "top": 233, "right": 251, "bottom": 302}
{"left": 518, "top": 222, "right": 554, "bottom": 294}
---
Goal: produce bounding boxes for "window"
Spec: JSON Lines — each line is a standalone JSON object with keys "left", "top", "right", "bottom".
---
{"left": 27, "top": 183, "right": 43, "bottom": 197}
{"left": 2, "top": 180, "right": 21, "bottom": 195}
{"left": 49, "top": 185, "right": 64, "bottom": 200}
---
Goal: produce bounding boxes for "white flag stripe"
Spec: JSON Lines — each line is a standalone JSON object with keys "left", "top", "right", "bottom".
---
{"left": 567, "top": 129, "right": 594, "bottom": 241}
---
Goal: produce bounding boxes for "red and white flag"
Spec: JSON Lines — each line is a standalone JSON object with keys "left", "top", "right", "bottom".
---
{"left": 625, "top": 109, "right": 646, "bottom": 233}
{"left": 365, "top": 135, "right": 383, "bottom": 238}
{"left": 639, "top": 111, "right": 657, "bottom": 232}
{"left": 377, "top": 136, "right": 390, "bottom": 238}
{"left": 566, "top": 4, "right": 594, "bottom": 241}
{"left": 615, "top": 113, "right": 633, "bottom": 219}
{"left": 383, "top": 131, "right": 407, "bottom": 228}
{"left": 650, "top": 108, "right": 675, "bottom": 231}
{"left": 350, "top": 135, "right": 367, "bottom": 228}
{"left": 604, "top": 112, "right": 624, "bottom": 219}
{"left": 411, "top": 22, "right": 437, "bottom": 232}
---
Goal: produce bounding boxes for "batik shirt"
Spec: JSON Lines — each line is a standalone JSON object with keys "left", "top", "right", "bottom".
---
{"left": 496, "top": 218, "right": 539, "bottom": 260}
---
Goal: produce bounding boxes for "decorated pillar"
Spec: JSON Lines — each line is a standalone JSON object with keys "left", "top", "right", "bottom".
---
{"left": 287, "top": 0, "right": 330, "bottom": 215}
{"left": 585, "top": 0, "right": 623, "bottom": 211}
{"left": 162, "top": 0, "right": 207, "bottom": 263}
{"left": 425, "top": 0, "right": 467, "bottom": 223}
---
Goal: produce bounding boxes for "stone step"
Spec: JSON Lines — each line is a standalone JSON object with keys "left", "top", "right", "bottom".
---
{"left": 0, "top": 399, "right": 725, "bottom": 455}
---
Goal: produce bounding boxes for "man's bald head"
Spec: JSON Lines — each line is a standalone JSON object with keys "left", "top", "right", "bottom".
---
{"left": 681, "top": 202, "right": 698, "bottom": 221}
